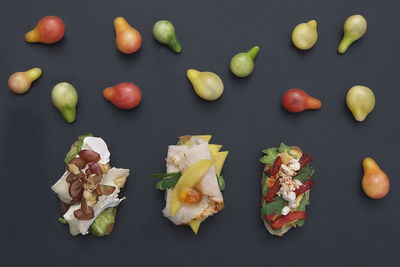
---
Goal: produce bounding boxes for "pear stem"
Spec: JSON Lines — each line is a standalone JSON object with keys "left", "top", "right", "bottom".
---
{"left": 338, "top": 35, "right": 354, "bottom": 54}
{"left": 247, "top": 46, "right": 259, "bottom": 60}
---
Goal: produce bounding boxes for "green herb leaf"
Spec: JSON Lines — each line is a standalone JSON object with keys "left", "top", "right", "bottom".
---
{"left": 58, "top": 217, "right": 67, "bottom": 224}
{"left": 259, "top": 147, "right": 278, "bottom": 165}
{"left": 277, "top": 142, "right": 296, "bottom": 158}
{"left": 64, "top": 133, "right": 93, "bottom": 164}
{"left": 155, "top": 173, "right": 181, "bottom": 190}
{"left": 151, "top": 172, "right": 180, "bottom": 179}
{"left": 217, "top": 175, "right": 225, "bottom": 190}
{"left": 261, "top": 196, "right": 286, "bottom": 219}
{"left": 293, "top": 164, "right": 314, "bottom": 182}
{"left": 296, "top": 195, "right": 310, "bottom": 227}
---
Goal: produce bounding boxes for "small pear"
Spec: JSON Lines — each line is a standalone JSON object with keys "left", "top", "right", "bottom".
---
{"left": 153, "top": 20, "right": 181, "bottom": 53}
{"left": 114, "top": 17, "right": 142, "bottom": 54}
{"left": 362, "top": 158, "right": 390, "bottom": 199}
{"left": 187, "top": 69, "right": 224, "bottom": 101}
{"left": 230, "top": 46, "right": 259, "bottom": 78}
{"left": 25, "top": 16, "right": 65, "bottom": 44}
{"left": 51, "top": 82, "right": 78, "bottom": 123}
{"left": 346, "top": 85, "right": 375, "bottom": 122}
{"left": 8, "top": 68, "right": 42, "bottom": 94}
{"left": 291, "top": 20, "right": 318, "bottom": 50}
{"left": 338, "top": 15, "right": 367, "bottom": 54}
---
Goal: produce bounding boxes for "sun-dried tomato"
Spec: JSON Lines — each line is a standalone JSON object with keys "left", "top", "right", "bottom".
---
{"left": 270, "top": 211, "right": 307, "bottom": 229}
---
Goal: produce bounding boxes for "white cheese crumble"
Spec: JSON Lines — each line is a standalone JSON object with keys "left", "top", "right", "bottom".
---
{"left": 276, "top": 159, "right": 303, "bottom": 210}
{"left": 289, "top": 159, "right": 300, "bottom": 171}
{"left": 281, "top": 206, "right": 291, "bottom": 216}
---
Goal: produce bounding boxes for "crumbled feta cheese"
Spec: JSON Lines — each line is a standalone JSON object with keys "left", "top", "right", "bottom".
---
{"left": 281, "top": 206, "right": 290, "bottom": 216}
{"left": 275, "top": 160, "right": 304, "bottom": 210}
{"left": 287, "top": 191, "right": 296, "bottom": 202}
{"left": 280, "top": 164, "right": 295, "bottom": 176}
{"left": 289, "top": 159, "right": 300, "bottom": 171}
{"left": 294, "top": 179, "right": 303, "bottom": 187}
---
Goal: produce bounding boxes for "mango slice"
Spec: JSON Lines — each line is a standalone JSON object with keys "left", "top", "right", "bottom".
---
{"left": 189, "top": 219, "right": 202, "bottom": 234}
{"left": 212, "top": 151, "right": 229, "bottom": 176}
{"left": 170, "top": 159, "right": 214, "bottom": 216}
{"left": 209, "top": 144, "right": 222, "bottom": 154}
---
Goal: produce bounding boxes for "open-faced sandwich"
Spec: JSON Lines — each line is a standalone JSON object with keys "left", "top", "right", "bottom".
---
{"left": 52, "top": 134, "right": 130, "bottom": 237}
{"left": 152, "top": 135, "right": 228, "bottom": 234}
{"left": 260, "top": 143, "right": 315, "bottom": 236}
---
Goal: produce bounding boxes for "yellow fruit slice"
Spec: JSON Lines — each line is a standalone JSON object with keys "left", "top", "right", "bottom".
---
{"left": 209, "top": 144, "right": 222, "bottom": 154}
{"left": 212, "top": 151, "right": 229, "bottom": 176}
{"left": 170, "top": 159, "right": 214, "bottom": 216}
{"left": 189, "top": 219, "right": 202, "bottom": 234}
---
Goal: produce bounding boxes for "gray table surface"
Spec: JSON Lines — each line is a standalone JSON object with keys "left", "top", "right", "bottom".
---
{"left": 1, "top": 0, "right": 398, "bottom": 266}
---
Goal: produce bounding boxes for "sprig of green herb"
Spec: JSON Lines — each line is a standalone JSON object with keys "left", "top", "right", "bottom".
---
{"left": 278, "top": 142, "right": 297, "bottom": 158}
{"left": 217, "top": 175, "right": 225, "bottom": 190}
{"left": 152, "top": 172, "right": 182, "bottom": 190}
{"left": 261, "top": 196, "right": 286, "bottom": 219}
{"left": 296, "top": 195, "right": 310, "bottom": 227}
{"left": 293, "top": 164, "right": 314, "bottom": 182}
{"left": 58, "top": 217, "right": 67, "bottom": 224}
{"left": 64, "top": 133, "right": 93, "bottom": 164}
{"left": 259, "top": 147, "right": 278, "bottom": 165}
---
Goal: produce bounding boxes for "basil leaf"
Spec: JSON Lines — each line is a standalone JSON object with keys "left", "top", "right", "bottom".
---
{"left": 259, "top": 147, "right": 278, "bottom": 165}
{"left": 217, "top": 175, "right": 225, "bottom": 191}
{"left": 155, "top": 173, "right": 181, "bottom": 190}
{"left": 293, "top": 164, "right": 314, "bottom": 182}
{"left": 64, "top": 133, "right": 93, "bottom": 164}
{"left": 296, "top": 195, "right": 310, "bottom": 227}
{"left": 151, "top": 172, "right": 180, "bottom": 179}
{"left": 261, "top": 196, "right": 286, "bottom": 219}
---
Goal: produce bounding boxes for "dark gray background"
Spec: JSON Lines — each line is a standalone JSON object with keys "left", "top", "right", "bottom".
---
{"left": 1, "top": 0, "right": 398, "bottom": 266}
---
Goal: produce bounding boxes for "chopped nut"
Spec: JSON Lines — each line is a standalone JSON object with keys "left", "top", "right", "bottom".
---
{"left": 113, "top": 176, "right": 127, "bottom": 188}
{"left": 83, "top": 190, "right": 97, "bottom": 207}
{"left": 99, "top": 163, "right": 110, "bottom": 174}
{"left": 84, "top": 174, "right": 102, "bottom": 190}
{"left": 67, "top": 164, "right": 80, "bottom": 175}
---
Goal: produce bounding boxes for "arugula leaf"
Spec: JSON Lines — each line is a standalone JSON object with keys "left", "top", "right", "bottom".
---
{"left": 293, "top": 164, "right": 314, "bottom": 182}
{"left": 151, "top": 172, "right": 180, "bottom": 179}
{"left": 261, "top": 196, "right": 286, "bottom": 219}
{"left": 155, "top": 173, "right": 181, "bottom": 190}
{"left": 58, "top": 217, "right": 67, "bottom": 224}
{"left": 296, "top": 195, "right": 310, "bottom": 227}
{"left": 64, "top": 133, "right": 93, "bottom": 164}
{"left": 261, "top": 173, "right": 269, "bottom": 196}
{"left": 277, "top": 142, "right": 297, "bottom": 158}
{"left": 259, "top": 147, "right": 278, "bottom": 165}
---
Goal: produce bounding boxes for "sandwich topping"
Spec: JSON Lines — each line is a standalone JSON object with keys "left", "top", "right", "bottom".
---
{"left": 260, "top": 143, "right": 315, "bottom": 235}
{"left": 52, "top": 134, "right": 129, "bottom": 236}
{"left": 151, "top": 135, "right": 228, "bottom": 234}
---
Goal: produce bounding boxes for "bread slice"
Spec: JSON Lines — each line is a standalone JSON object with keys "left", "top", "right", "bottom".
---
{"left": 261, "top": 145, "right": 310, "bottom": 236}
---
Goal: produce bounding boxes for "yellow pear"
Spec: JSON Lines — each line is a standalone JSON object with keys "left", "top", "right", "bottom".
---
{"left": 187, "top": 69, "right": 224, "bottom": 101}
{"left": 346, "top": 85, "right": 375, "bottom": 122}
